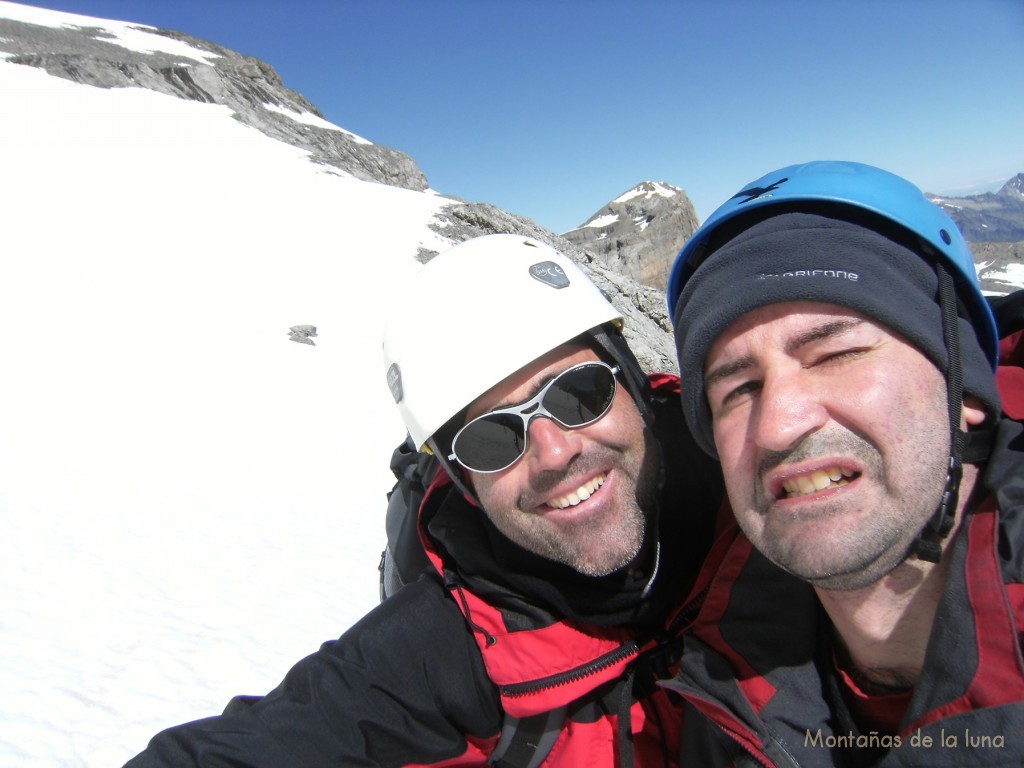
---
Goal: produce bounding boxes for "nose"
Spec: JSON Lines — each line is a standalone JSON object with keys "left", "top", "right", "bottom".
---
{"left": 524, "top": 416, "right": 582, "bottom": 473}
{"left": 753, "top": 369, "right": 828, "bottom": 452}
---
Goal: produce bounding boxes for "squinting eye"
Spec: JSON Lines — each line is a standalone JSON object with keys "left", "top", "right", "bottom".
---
{"left": 712, "top": 379, "right": 761, "bottom": 410}
{"left": 728, "top": 380, "right": 760, "bottom": 400}
{"left": 813, "top": 347, "right": 869, "bottom": 367}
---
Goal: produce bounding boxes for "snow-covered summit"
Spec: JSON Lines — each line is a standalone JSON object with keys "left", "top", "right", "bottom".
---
{"left": 612, "top": 180, "right": 685, "bottom": 206}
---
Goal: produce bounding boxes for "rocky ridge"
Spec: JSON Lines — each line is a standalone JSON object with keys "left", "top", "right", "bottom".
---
{"left": 0, "top": 11, "right": 427, "bottom": 190}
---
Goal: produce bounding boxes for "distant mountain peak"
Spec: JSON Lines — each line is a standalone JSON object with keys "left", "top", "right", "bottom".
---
{"left": 562, "top": 180, "right": 699, "bottom": 290}
{"left": 998, "top": 173, "right": 1024, "bottom": 200}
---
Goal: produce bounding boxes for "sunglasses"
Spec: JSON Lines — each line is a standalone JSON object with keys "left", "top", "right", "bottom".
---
{"left": 448, "top": 361, "right": 621, "bottom": 474}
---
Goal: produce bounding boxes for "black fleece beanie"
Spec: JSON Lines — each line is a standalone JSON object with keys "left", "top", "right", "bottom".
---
{"left": 674, "top": 211, "right": 1001, "bottom": 457}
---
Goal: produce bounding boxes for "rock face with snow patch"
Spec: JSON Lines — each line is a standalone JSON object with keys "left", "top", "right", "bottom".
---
{"left": 562, "top": 181, "right": 700, "bottom": 291}
{"left": 0, "top": 11, "right": 427, "bottom": 190}
{"left": 971, "top": 242, "right": 1024, "bottom": 296}
{"left": 927, "top": 175, "right": 1024, "bottom": 295}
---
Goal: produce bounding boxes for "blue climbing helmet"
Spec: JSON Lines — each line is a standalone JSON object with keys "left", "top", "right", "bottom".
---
{"left": 666, "top": 160, "right": 998, "bottom": 367}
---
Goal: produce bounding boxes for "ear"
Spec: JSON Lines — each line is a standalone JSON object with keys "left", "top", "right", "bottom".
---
{"left": 962, "top": 395, "right": 988, "bottom": 428}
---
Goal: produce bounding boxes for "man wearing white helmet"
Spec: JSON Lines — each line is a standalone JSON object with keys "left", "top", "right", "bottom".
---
{"left": 663, "top": 161, "right": 1024, "bottom": 766}
{"left": 126, "top": 234, "right": 725, "bottom": 767}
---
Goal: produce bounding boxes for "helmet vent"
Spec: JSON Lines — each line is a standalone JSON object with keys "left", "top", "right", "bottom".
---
{"left": 387, "top": 363, "right": 403, "bottom": 403}
{"left": 529, "top": 261, "right": 570, "bottom": 289}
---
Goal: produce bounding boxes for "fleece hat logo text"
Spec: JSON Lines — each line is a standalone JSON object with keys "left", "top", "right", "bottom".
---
{"left": 757, "top": 269, "right": 859, "bottom": 282}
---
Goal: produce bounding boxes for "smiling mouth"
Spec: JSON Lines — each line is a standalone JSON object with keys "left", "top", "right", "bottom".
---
{"left": 781, "top": 466, "right": 858, "bottom": 499}
{"left": 547, "top": 473, "right": 607, "bottom": 510}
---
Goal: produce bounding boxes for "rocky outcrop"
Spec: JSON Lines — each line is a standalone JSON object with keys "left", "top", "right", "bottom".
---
{"left": 562, "top": 181, "right": 700, "bottom": 291}
{"left": 973, "top": 242, "right": 1024, "bottom": 295}
{"left": 0, "top": 15, "right": 427, "bottom": 190}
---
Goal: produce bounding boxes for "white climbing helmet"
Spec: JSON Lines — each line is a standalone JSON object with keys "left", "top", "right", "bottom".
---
{"left": 383, "top": 235, "right": 623, "bottom": 451}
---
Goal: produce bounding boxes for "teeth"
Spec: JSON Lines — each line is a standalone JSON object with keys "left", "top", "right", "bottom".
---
{"left": 549, "top": 473, "right": 606, "bottom": 510}
{"left": 782, "top": 466, "right": 854, "bottom": 499}
{"left": 811, "top": 470, "right": 832, "bottom": 491}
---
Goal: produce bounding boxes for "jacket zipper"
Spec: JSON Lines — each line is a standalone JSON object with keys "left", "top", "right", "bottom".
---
{"left": 668, "top": 583, "right": 709, "bottom": 635}
{"left": 500, "top": 640, "right": 640, "bottom": 698}
{"left": 449, "top": 566, "right": 709, "bottom": 700}
{"left": 711, "top": 720, "right": 778, "bottom": 768}
{"left": 495, "top": 574, "right": 711, "bottom": 699}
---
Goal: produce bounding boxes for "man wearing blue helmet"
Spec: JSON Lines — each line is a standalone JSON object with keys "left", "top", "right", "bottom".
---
{"left": 664, "top": 161, "right": 1024, "bottom": 766}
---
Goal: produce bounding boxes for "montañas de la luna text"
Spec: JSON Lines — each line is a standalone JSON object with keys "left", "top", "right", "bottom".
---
{"left": 805, "top": 728, "right": 1006, "bottom": 750}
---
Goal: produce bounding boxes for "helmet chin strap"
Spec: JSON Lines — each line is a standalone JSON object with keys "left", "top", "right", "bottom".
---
{"left": 428, "top": 438, "right": 481, "bottom": 507}
{"left": 913, "top": 263, "right": 987, "bottom": 563}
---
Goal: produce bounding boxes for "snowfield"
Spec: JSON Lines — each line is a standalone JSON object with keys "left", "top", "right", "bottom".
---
{"left": 0, "top": 38, "right": 453, "bottom": 766}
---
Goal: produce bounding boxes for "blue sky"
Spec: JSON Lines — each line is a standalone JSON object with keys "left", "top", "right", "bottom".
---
{"left": 21, "top": 0, "right": 1024, "bottom": 234}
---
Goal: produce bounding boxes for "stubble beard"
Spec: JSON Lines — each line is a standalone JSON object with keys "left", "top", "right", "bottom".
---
{"left": 511, "top": 441, "right": 659, "bottom": 577}
{"left": 744, "top": 429, "right": 948, "bottom": 591}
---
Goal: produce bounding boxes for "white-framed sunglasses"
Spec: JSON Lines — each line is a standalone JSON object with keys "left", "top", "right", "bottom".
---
{"left": 448, "top": 361, "right": 620, "bottom": 474}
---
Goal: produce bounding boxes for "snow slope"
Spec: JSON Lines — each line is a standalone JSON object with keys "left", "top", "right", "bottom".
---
{"left": 0, "top": 29, "right": 453, "bottom": 766}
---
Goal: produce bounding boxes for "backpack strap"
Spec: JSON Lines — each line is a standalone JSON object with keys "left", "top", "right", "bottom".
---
{"left": 489, "top": 707, "right": 568, "bottom": 768}
{"left": 378, "top": 437, "right": 569, "bottom": 764}
{"left": 988, "top": 291, "right": 1024, "bottom": 420}
{"left": 379, "top": 435, "right": 437, "bottom": 600}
